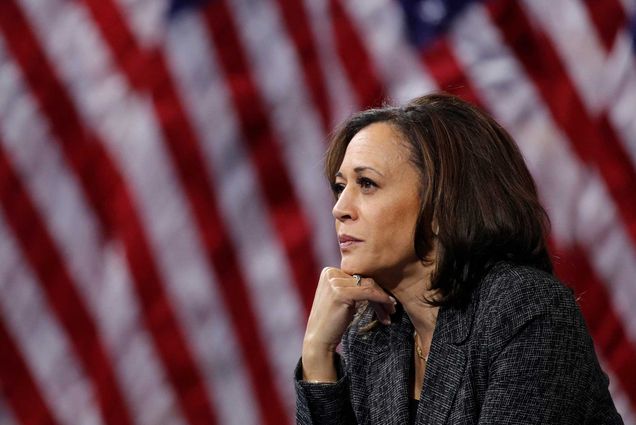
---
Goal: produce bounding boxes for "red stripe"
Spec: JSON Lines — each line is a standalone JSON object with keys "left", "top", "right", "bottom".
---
{"left": 274, "top": 0, "right": 333, "bottom": 131}
{"left": 0, "top": 144, "right": 133, "bottom": 425}
{"left": 0, "top": 315, "right": 58, "bottom": 425}
{"left": 328, "top": 0, "right": 386, "bottom": 108}
{"left": 0, "top": 2, "right": 217, "bottom": 424}
{"left": 79, "top": 0, "right": 294, "bottom": 423}
{"left": 203, "top": 1, "right": 320, "bottom": 314}
{"left": 487, "top": 0, "right": 636, "bottom": 250}
{"left": 582, "top": 0, "right": 627, "bottom": 50}
{"left": 419, "top": 37, "right": 482, "bottom": 106}
{"left": 551, "top": 241, "right": 636, "bottom": 409}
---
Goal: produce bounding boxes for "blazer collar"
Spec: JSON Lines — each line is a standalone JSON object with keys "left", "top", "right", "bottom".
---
{"left": 370, "top": 288, "right": 478, "bottom": 353}
{"left": 365, "top": 291, "right": 480, "bottom": 424}
{"left": 433, "top": 290, "right": 478, "bottom": 345}
{"left": 364, "top": 306, "right": 413, "bottom": 424}
{"left": 416, "top": 303, "right": 472, "bottom": 424}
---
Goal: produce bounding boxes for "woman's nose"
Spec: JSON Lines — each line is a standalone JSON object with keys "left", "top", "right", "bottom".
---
{"left": 332, "top": 188, "right": 356, "bottom": 221}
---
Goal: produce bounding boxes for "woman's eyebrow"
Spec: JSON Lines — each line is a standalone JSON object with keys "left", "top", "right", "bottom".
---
{"left": 354, "top": 166, "right": 384, "bottom": 177}
{"left": 335, "top": 166, "right": 384, "bottom": 178}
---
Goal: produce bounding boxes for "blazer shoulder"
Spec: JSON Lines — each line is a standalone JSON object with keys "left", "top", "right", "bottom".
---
{"left": 479, "top": 262, "right": 576, "bottom": 314}
{"left": 474, "top": 262, "right": 581, "bottom": 344}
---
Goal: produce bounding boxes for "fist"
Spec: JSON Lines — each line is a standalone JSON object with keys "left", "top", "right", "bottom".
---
{"left": 303, "top": 267, "right": 396, "bottom": 353}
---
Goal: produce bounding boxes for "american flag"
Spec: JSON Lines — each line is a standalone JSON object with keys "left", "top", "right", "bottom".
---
{"left": 0, "top": 0, "right": 634, "bottom": 424}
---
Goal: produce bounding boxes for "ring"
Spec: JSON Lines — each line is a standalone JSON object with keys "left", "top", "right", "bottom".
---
{"left": 353, "top": 274, "right": 362, "bottom": 286}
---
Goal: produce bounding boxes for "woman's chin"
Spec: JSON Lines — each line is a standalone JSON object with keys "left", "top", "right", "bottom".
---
{"left": 339, "top": 259, "right": 353, "bottom": 275}
{"left": 340, "top": 259, "right": 371, "bottom": 277}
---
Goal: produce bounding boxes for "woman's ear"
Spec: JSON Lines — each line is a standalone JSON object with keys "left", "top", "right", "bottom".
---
{"left": 431, "top": 217, "right": 439, "bottom": 237}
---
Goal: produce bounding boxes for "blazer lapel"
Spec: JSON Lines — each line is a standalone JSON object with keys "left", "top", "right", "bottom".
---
{"left": 366, "top": 309, "right": 413, "bottom": 425}
{"left": 359, "top": 296, "right": 476, "bottom": 425}
{"left": 416, "top": 303, "right": 473, "bottom": 425}
{"left": 416, "top": 339, "right": 466, "bottom": 424}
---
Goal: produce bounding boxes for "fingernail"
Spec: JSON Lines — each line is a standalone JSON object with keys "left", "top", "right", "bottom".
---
{"left": 389, "top": 296, "right": 397, "bottom": 304}
{"left": 383, "top": 317, "right": 391, "bottom": 325}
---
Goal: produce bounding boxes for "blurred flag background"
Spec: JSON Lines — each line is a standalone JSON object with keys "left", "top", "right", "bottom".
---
{"left": 0, "top": 0, "right": 635, "bottom": 424}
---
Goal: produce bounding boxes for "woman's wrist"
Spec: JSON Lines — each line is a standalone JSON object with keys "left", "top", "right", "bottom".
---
{"left": 301, "top": 347, "right": 338, "bottom": 383}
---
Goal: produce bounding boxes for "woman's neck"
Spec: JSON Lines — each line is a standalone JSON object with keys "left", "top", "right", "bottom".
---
{"left": 376, "top": 259, "right": 439, "bottom": 336}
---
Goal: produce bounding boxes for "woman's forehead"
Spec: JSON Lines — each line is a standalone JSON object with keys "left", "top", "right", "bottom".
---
{"left": 341, "top": 123, "right": 410, "bottom": 171}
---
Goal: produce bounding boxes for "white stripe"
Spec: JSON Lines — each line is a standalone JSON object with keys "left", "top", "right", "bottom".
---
{"left": 16, "top": 0, "right": 260, "bottom": 422}
{"left": 0, "top": 214, "right": 103, "bottom": 425}
{"left": 0, "top": 18, "right": 186, "bottom": 425}
{"left": 606, "top": 366, "right": 636, "bottom": 424}
{"left": 165, "top": 9, "right": 306, "bottom": 418}
{"left": 603, "top": 31, "right": 636, "bottom": 166}
{"left": 113, "top": 0, "right": 167, "bottom": 47}
{"left": 521, "top": 0, "right": 607, "bottom": 113}
{"left": 521, "top": 0, "right": 636, "bottom": 166}
{"left": 100, "top": 244, "right": 189, "bottom": 425}
{"left": 449, "top": 6, "right": 636, "bottom": 419}
{"left": 225, "top": 0, "right": 340, "bottom": 271}
{"left": 0, "top": 399, "right": 19, "bottom": 425}
{"left": 342, "top": 0, "right": 437, "bottom": 104}
{"left": 618, "top": 0, "right": 636, "bottom": 15}
{"left": 302, "top": 0, "right": 358, "bottom": 123}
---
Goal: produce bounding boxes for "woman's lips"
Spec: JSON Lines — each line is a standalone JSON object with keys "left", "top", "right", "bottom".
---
{"left": 338, "top": 234, "right": 362, "bottom": 249}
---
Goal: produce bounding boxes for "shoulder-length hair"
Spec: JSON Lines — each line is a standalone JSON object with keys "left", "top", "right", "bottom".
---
{"left": 325, "top": 93, "right": 553, "bottom": 309}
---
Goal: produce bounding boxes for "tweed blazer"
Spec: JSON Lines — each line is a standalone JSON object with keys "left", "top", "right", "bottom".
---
{"left": 295, "top": 262, "right": 623, "bottom": 424}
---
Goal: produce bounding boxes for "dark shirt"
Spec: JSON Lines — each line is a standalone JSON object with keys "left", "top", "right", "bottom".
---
{"left": 409, "top": 398, "right": 419, "bottom": 425}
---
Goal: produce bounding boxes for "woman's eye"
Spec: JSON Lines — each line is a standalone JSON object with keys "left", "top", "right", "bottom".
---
{"left": 331, "top": 182, "right": 345, "bottom": 197}
{"left": 357, "top": 177, "right": 377, "bottom": 191}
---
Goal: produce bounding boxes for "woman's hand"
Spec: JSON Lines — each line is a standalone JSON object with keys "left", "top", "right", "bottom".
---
{"left": 301, "top": 267, "right": 396, "bottom": 382}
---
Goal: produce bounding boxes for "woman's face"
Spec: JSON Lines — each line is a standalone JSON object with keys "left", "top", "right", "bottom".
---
{"left": 333, "top": 122, "right": 423, "bottom": 279}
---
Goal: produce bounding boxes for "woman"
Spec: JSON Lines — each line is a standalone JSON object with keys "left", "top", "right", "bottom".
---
{"left": 295, "top": 93, "right": 623, "bottom": 424}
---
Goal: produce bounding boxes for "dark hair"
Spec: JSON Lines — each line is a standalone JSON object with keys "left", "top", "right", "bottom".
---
{"left": 325, "top": 93, "right": 552, "bottom": 309}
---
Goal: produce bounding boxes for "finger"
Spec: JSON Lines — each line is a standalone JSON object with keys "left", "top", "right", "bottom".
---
{"left": 358, "top": 279, "right": 397, "bottom": 311}
{"left": 334, "top": 285, "right": 396, "bottom": 307}
{"left": 370, "top": 301, "right": 391, "bottom": 325}
{"left": 321, "top": 267, "right": 356, "bottom": 281}
{"left": 371, "top": 298, "right": 397, "bottom": 320}
{"left": 328, "top": 275, "right": 397, "bottom": 310}
{"left": 378, "top": 298, "right": 397, "bottom": 315}
{"left": 330, "top": 276, "right": 389, "bottom": 295}
{"left": 329, "top": 275, "right": 366, "bottom": 288}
